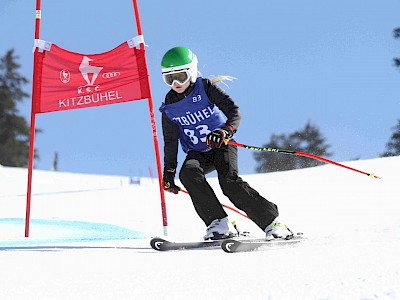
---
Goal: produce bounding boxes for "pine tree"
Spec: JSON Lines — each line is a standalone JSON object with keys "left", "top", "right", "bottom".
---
{"left": 254, "top": 121, "right": 332, "bottom": 173}
{"left": 290, "top": 121, "right": 332, "bottom": 169}
{"left": 394, "top": 28, "right": 400, "bottom": 68}
{"left": 0, "top": 49, "right": 35, "bottom": 167}
{"left": 381, "top": 119, "right": 400, "bottom": 157}
{"left": 254, "top": 133, "right": 297, "bottom": 173}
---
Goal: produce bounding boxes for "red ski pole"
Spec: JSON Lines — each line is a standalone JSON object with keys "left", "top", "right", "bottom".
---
{"left": 226, "top": 140, "right": 380, "bottom": 179}
{"left": 180, "top": 189, "right": 249, "bottom": 219}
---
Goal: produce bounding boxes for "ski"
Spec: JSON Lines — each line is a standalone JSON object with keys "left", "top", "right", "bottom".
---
{"left": 150, "top": 231, "right": 253, "bottom": 251}
{"left": 221, "top": 234, "right": 306, "bottom": 253}
{"left": 150, "top": 233, "right": 306, "bottom": 252}
{"left": 150, "top": 237, "right": 224, "bottom": 251}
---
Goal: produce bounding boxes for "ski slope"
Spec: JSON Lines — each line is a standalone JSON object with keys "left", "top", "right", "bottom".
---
{"left": 0, "top": 156, "right": 399, "bottom": 299}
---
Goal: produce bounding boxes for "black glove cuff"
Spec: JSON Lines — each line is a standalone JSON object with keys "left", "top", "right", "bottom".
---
{"left": 221, "top": 126, "right": 234, "bottom": 138}
{"left": 163, "top": 167, "right": 176, "bottom": 179}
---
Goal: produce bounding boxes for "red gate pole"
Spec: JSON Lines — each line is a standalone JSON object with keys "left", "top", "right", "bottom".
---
{"left": 132, "top": 0, "right": 168, "bottom": 235}
{"left": 25, "top": 0, "right": 42, "bottom": 237}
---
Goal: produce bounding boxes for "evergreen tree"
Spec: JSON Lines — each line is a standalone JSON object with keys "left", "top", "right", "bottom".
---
{"left": 290, "top": 121, "right": 332, "bottom": 169}
{"left": 380, "top": 119, "right": 400, "bottom": 157}
{"left": 254, "top": 133, "right": 296, "bottom": 173}
{"left": 394, "top": 28, "right": 400, "bottom": 68}
{"left": 385, "top": 29, "right": 400, "bottom": 157}
{"left": 254, "top": 121, "right": 332, "bottom": 173}
{"left": 0, "top": 49, "right": 35, "bottom": 167}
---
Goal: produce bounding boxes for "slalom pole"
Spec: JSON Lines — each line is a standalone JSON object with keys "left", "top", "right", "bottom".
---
{"left": 226, "top": 140, "right": 380, "bottom": 179}
{"left": 180, "top": 189, "right": 250, "bottom": 219}
{"left": 132, "top": 0, "right": 168, "bottom": 235}
{"left": 25, "top": 0, "right": 43, "bottom": 237}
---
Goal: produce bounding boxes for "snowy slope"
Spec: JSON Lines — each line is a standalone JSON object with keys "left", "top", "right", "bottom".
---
{"left": 0, "top": 157, "right": 399, "bottom": 299}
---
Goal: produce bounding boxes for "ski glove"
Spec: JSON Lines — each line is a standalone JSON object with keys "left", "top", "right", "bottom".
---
{"left": 163, "top": 168, "right": 181, "bottom": 194}
{"left": 206, "top": 126, "right": 233, "bottom": 149}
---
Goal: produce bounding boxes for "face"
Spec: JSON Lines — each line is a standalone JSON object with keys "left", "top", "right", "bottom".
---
{"left": 162, "top": 69, "right": 191, "bottom": 93}
{"left": 171, "top": 79, "right": 191, "bottom": 93}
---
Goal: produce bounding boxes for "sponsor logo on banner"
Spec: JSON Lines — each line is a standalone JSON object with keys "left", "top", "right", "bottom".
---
{"left": 57, "top": 55, "right": 123, "bottom": 109}
{"left": 78, "top": 56, "right": 103, "bottom": 94}
{"left": 60, "top": 69, "right": 70, "bottom": 84}
{"left": 102, "top": 72, "right": 120, "bottom": 79}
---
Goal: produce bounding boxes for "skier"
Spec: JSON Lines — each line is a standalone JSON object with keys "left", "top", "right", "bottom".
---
{"left": 159, "top": 46, "right": 293, "bottom": 241}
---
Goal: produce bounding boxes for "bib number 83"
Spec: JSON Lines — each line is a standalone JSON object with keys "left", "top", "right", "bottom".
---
{"left": 184, "top": 125, "right": 210, "bottom": 144}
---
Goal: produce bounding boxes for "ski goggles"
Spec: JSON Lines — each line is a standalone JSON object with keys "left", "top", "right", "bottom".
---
{"left": 162, "top": 69, "right": 190, "bottom": 86}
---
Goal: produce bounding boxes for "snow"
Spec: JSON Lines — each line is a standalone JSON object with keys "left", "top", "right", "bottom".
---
{"left": 0, "top": 156, "right": 399, "bottom": 299}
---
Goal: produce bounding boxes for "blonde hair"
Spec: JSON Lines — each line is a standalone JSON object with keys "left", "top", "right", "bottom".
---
{"left": 210, "top": 75, "right": 237, "bottom": 88}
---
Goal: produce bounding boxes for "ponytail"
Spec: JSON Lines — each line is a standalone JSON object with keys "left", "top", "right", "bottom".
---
{"left": 210, "top": 75, "right": 237, "bottom": 88}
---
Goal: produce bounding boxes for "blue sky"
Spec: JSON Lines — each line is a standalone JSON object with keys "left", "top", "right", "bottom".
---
{"left": 1, "top": 0, "right": 399, "bottom": 176}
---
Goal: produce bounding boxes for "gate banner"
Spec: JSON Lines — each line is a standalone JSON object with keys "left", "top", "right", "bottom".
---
{"left": 33, "top": 41, "right": 150, "bottom": 113}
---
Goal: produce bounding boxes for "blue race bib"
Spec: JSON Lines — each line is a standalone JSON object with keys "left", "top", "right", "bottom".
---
{"left": 160, "top": 77, "right": 226, "bottom": 153}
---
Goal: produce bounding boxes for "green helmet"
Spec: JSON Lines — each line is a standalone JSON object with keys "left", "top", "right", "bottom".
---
{"left": 161, "top": 47, "right": 198, "bottom": 83}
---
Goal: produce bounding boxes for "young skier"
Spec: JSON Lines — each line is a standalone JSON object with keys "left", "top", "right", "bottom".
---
{"left": 159, "top": 46, "right": 293, "bottom": 240}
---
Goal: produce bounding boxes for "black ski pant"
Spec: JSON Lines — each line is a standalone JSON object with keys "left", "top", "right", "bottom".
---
{"left": 179, "top": 144, "right": 279, "bottom": 231}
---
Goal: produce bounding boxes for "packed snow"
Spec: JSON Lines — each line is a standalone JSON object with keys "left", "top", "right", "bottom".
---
{"left": 0, "top": 156, "right": 399, "bottom": 299}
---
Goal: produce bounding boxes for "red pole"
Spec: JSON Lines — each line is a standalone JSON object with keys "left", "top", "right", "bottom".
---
{"left": 132, "top": 0, "right": 168, "bottom": 235}
{"left": 25, "top": 111, "right": 36, "bottom": 237}
{"left": 25, "top": 0, "right": 42, "bottom": 237}
{"left": 227, "top": 140, "right": 380, "bottom": 179}
{"left": 180, "top": 189, "right": 250, "bottom": 220}
{"left": 148, "top": 166, "right": 154, "bottom": 184}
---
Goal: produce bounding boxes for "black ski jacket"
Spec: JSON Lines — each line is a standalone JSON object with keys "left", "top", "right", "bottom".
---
{"left": 161, "top": 78, "right": 242, "bottom": 171}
